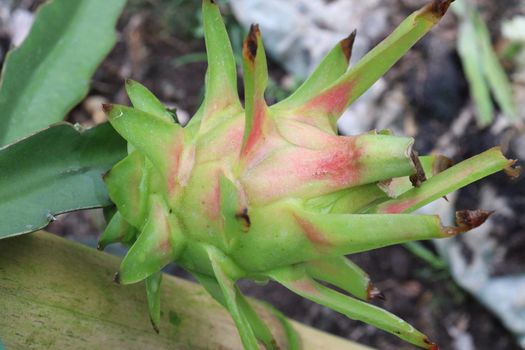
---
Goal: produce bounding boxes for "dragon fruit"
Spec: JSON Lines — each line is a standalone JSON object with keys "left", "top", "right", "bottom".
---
{"left": 99, "top": 0, "right": 518, "bottom": 348}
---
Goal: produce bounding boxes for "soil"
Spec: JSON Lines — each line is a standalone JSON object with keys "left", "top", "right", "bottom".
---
{"left": 3, "top": 1, "right": 523, "bottom": 349}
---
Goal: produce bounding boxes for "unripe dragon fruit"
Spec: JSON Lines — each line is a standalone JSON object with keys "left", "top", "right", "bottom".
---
{"left": 99, "top": 0, "right": 519, "bottom": 348}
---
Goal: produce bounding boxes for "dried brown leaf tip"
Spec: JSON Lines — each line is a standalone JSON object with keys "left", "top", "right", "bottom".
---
{"left": 431, "top": 0, "right": 455, "bottom": 17}
{"left": 504, "top": 160, "right": 522, "bottom": 180}
{"left": 367, "top": 283, "right": 385, "bottom": 301}
{"left": 444, "top": 210, "right": 494, "bottom": 236}
{"left": 421, "top": 0, "right": 455, "bottom": 19}
{"left": 410, "top": 150, "right": 427, "bottom": 187}
{"left": 424, "top": 337, "right": 439, "bottom": 350}
{"left": 150, "top": 318, "right": 160, "bottom": 334}
{"left": 243, "top": 24, "right": 260, "bottom": 63}
{"left": 102, "top": 103, "right": 113, "bottom": 113}
{"left": 432, "top": 155, "right": 453, "bottom": 175}
{"left": 341, "top": 29, "right": 357, "bottom": 63}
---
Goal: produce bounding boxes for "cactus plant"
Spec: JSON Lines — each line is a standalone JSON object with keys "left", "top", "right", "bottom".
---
{"left": 99, "top": 0, "right": 518, "bottom": 348}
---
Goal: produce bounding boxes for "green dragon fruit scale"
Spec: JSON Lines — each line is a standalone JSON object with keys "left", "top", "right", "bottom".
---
{"left": 99, "top": 0, "right": 519, "bottom": 349}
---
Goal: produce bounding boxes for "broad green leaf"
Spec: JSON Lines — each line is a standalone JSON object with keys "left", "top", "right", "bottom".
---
{"left": 0, "top": 0, "right": 126, "bottom": 146}
{"left": 0, "top": 123, "right": 126, "bottom": 239}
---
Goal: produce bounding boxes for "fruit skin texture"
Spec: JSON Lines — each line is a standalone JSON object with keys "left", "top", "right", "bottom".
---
{"left": 99, "top": 1, "right": 518, "bottom": 349}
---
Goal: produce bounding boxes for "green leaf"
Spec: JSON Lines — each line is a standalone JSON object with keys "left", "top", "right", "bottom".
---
{"left": 0, "top": 123, "right": 126, "bottom": 239}
{"left": 456, "top": 9, "right": 494, "bottom": 125}
{"left": 403, "top": 241, "right": 447, "bottom": 269}
{"left": 473, "top": 12, "right": 518, "bottom": 119}
{"left": 0, "top": 0, "right": 126, "bottom": 146}
{"left": 453, "top": 2, "right": 517, "bottom": 125}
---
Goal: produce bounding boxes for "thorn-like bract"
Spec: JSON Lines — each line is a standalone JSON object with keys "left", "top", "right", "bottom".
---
{"left": 102, "top": 103, "right": 113, "bottom": 113}
{"left": 100, "top": 1, "right": 513, "bottom": 349}
{"left": 410, "top": 150, "right": 427, "bottom": 187}
{"left": 244, "top": 24, "right": 259, "bottom": 64}
{"left": 341, "top": 30, "right": 357, "bottom": 63}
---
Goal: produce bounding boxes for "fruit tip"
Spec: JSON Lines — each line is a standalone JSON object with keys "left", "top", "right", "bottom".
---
{"left": 367, "top": 283, "right": 386, "bottom": 301}
{"left": 113, "top": 272, "right": 121, "bottom": 285}
{"left": 505, "top": 160, "right": 522, "bottom": 180}
{"left": 96, "top": 242, "right": 104, "bottom": 251}
{"left": 243, "top": 24, "right": 260, "bottom": 63}
{"left": 433, "top": 0, "right": 455, "bottom": 16}
{"left": 444, "top": 209, "right": 494, "bottom": 236}
{"left": 421, "top": 0, "right": 455, "bottom": 19}
{"left": 424, "top": 337, "right": 439, "bottom": 350}
{"left": 102, "top": 103, "right": 113, "bottom": 113}
{"left": 150, "top": 317, "right": 160, "bottom": 334}
{"left": 341, "top": 29, "right": 357, "bottom": 62}
{"left": 456, "top": 209, "right": 494, "bottom": 228}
